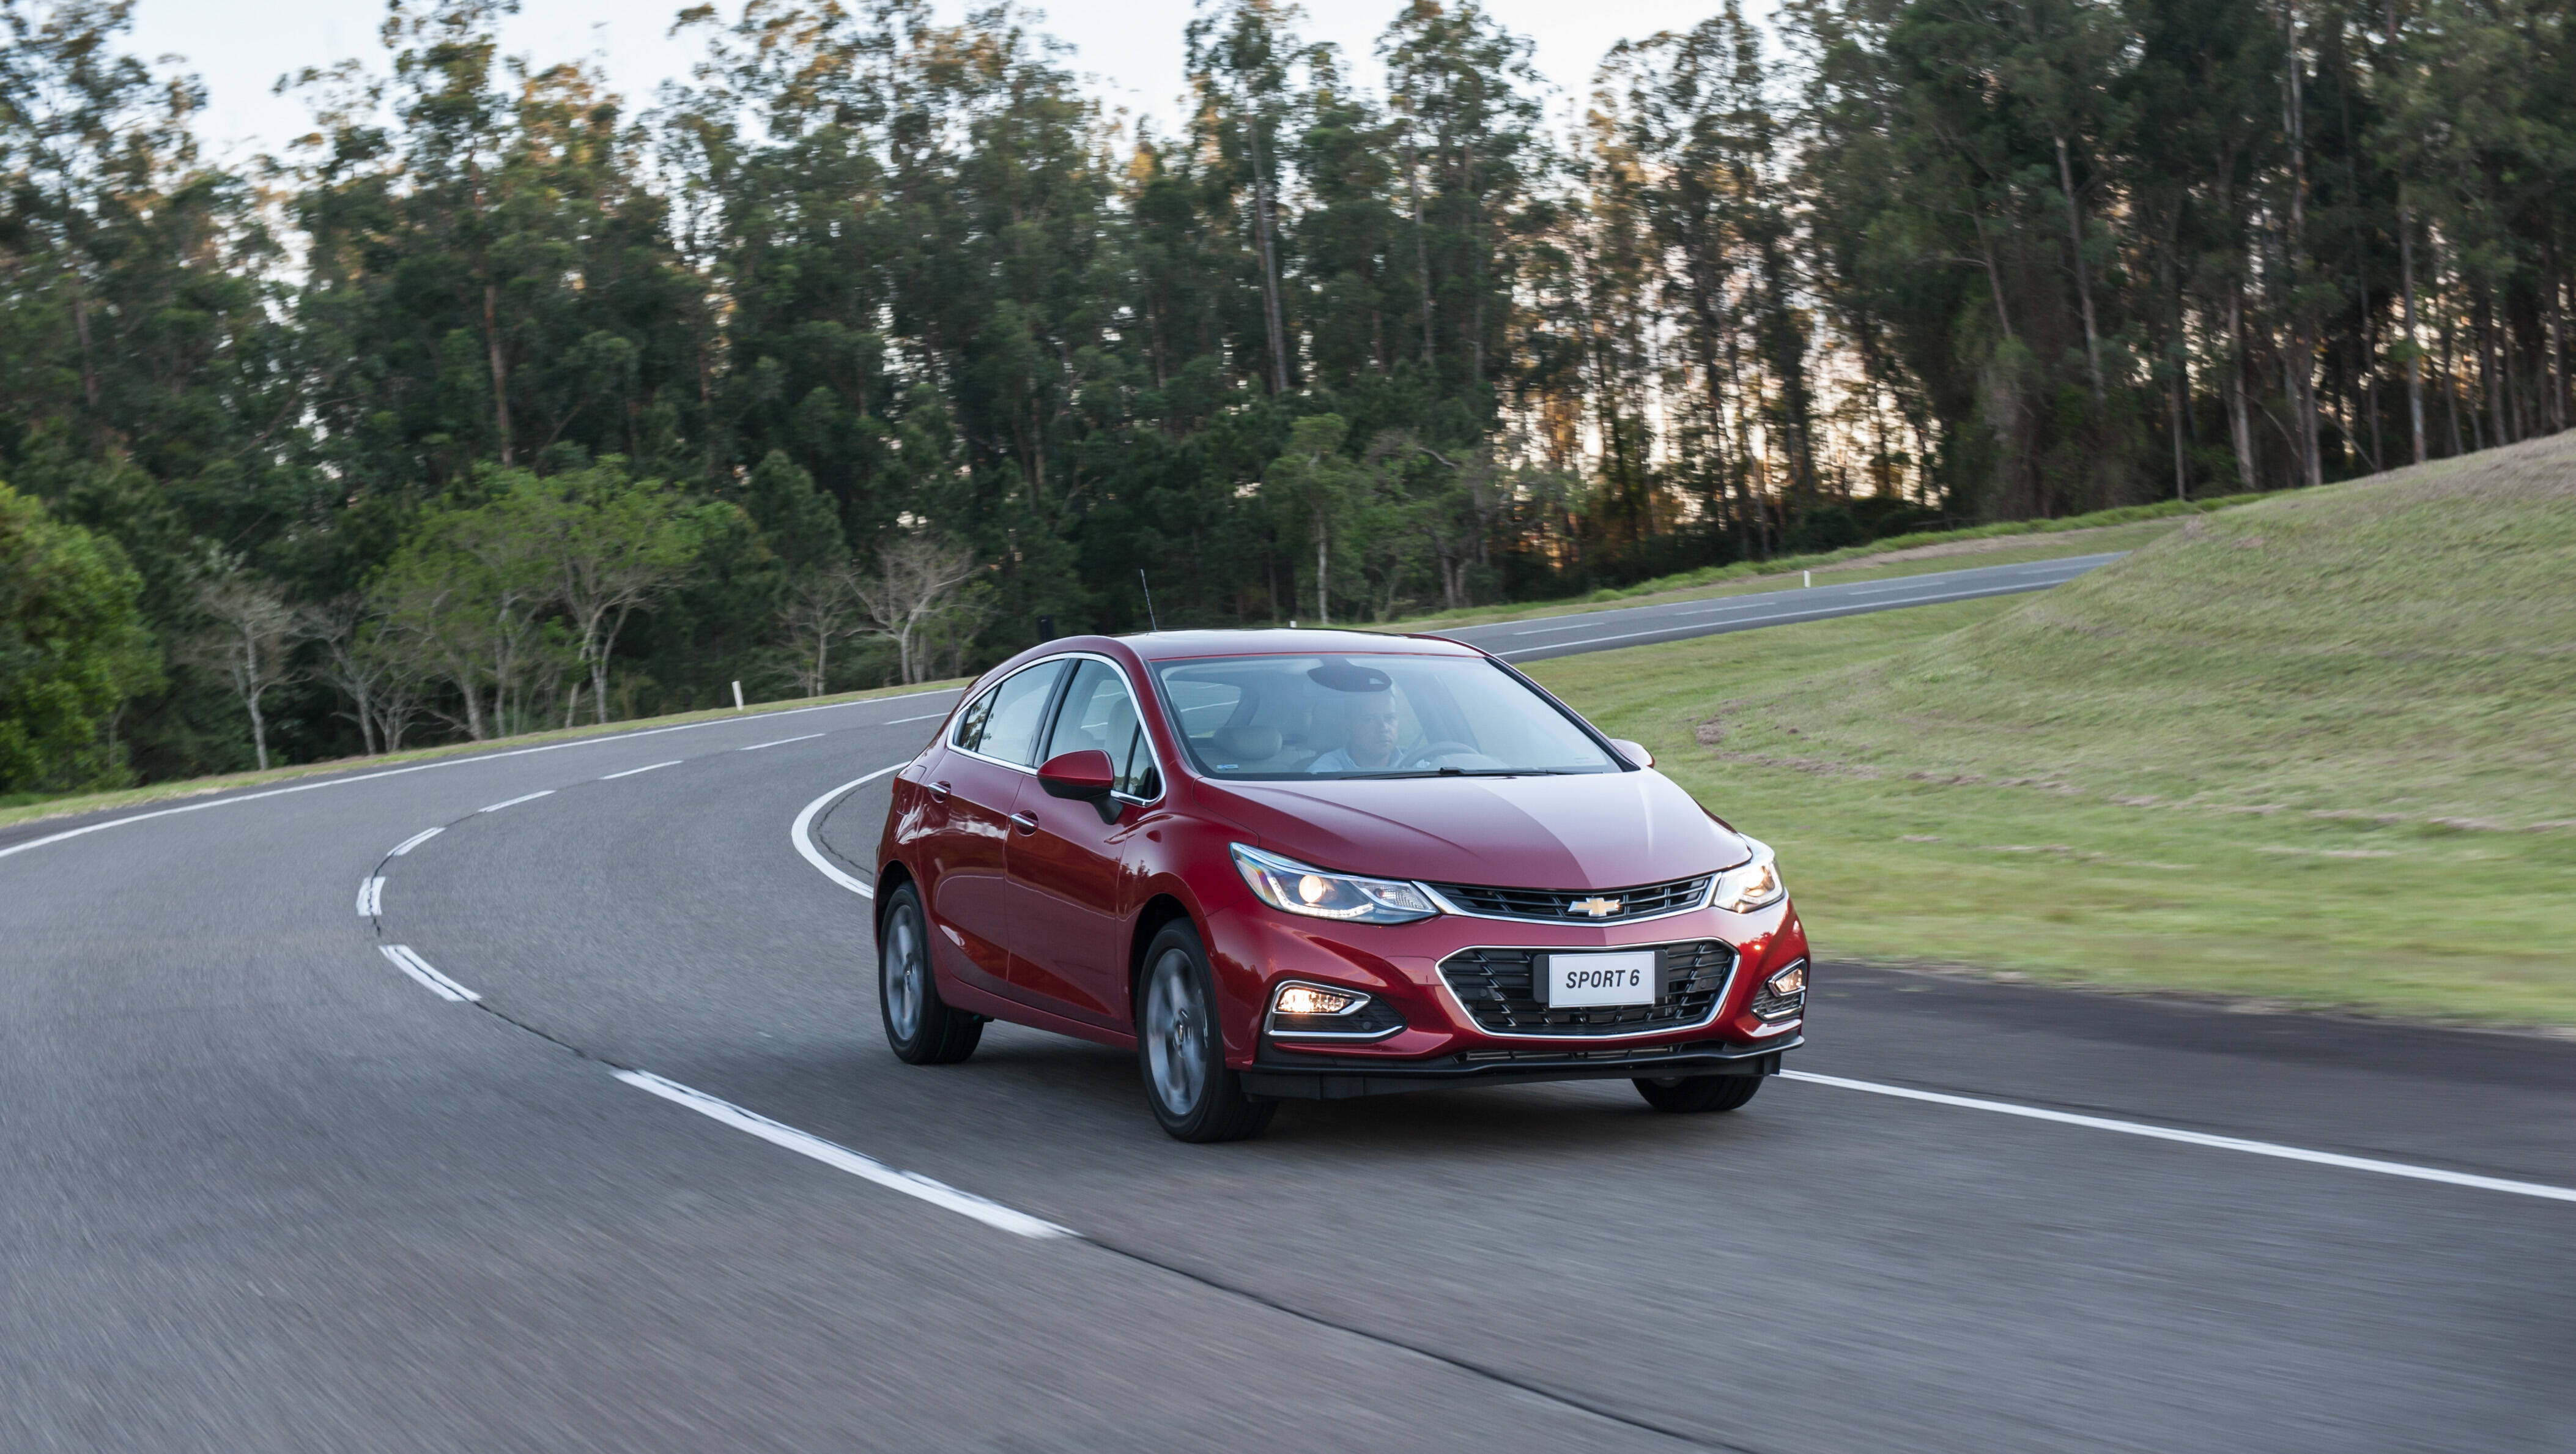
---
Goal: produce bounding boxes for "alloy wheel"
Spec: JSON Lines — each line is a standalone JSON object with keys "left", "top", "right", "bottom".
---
{"left": 1144, "top": 948, "right": 1206, "bottom": 1117}
{"left": 884, "top": 904, "right": 924, "bottom": 1040}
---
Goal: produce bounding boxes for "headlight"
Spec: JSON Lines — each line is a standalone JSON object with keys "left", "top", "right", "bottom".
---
{"left": 1231, "top": 844, "right": 1438, "bottom": 924}
{"left": 1710, "top": 839, "right": 1786, "bottom": 913}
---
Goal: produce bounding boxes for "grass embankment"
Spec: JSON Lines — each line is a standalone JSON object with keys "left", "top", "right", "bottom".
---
{"left": 1531, "top": 436, "right": 2576, "bottom": 1028}
{"left": 1381, "top": 493, "right": 2262, "bottom": 634}
{"left": 0, "top": 677, "right": 971, "bottom": 836}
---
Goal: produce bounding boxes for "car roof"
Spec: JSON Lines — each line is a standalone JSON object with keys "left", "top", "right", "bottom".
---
{"left": 1100, "top": 628, "right": 1483, "bottom": 664}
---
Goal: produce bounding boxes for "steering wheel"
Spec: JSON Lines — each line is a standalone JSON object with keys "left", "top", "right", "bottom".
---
{"left": 1409, "top": 741, "right": 1504, "bottom": 770}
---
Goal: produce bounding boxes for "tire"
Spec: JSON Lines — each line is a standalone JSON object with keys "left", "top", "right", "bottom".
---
{"left": 1136, "top": 921, "right": 1276, "bottom": 1143}
{"left": 1632, "top": 1073, "right": 1763, "bottom": 1113}
{"left": 877, "top": 882, "right": 982, "bottom": 1065}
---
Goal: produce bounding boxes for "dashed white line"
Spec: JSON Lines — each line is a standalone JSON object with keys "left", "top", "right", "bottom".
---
{"left": 601, "top": 760, "right": 681, "bottom": 780}
{"left": 789, "top": 765, "right": 908, "bottom": 899}
{"left": 357, "top": 877, "right": 385, "bottom": 917}
{"left": 1782, "top": 1070, "right": 2576, "bottom": 1205}
{"left": 740, "top": 733, "right": 826, "bottom": 751}
{"left": 615, "top": 1069, "right": 1074, "bottom": 1239}
{"left": 478, "top": 790, "right": 556, "bottom": 814}
{"left": 378, "top": 944, "right": 481, "bottom": 1002}
{"left": 880, "top": 712, "right": 947, "bottom": 724}
{"left": 388, "top": 826, "right": 443, "bottom": 856}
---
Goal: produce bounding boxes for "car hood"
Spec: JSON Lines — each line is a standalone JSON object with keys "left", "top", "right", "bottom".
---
{"left": 1194, "top": 770, "right": 1750, "bottom": 889}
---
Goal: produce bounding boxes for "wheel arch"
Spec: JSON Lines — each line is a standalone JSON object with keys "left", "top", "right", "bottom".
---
{"left": 1126, "top": 892, "right": 1198, "bottom": 1022}
{"left": 873, "top": 859, "right": 917, "bottom": 931}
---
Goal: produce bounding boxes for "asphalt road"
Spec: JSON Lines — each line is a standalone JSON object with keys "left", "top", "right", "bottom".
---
{"left": 5, "top": 577, "right": 2572, "bottom": 1451}
{"left": 1434, "top": 551, "right": 2125, "bottom": 662}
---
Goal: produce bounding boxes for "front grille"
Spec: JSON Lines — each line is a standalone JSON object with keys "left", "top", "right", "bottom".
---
{"left": 1438, "top": 940, "right": 1734, "bottom": 1037}
{"left": 1425, "top": 874, "right": 1712, "bottom": 924}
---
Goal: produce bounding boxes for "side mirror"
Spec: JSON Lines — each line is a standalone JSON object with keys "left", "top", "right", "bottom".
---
{"left": 1037, "top": 749, "right": 1118, "bottom": 817}
{"left": 1608, "top": 738, "right": 1654, "bottom": 770}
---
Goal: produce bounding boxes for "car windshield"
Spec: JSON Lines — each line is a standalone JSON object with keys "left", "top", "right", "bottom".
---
{"left": 1150, "top": 653, "right": 1622, "bottom": 780}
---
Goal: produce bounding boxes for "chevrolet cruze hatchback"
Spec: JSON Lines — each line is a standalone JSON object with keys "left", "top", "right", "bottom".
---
{"left": 873, "top": 629, "right": 1808, "bottom": 1141}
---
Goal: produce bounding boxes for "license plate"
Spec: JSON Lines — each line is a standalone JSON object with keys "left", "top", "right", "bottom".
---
{"left": 1542, "top": 950, "right": 1657, "bottom": 1008}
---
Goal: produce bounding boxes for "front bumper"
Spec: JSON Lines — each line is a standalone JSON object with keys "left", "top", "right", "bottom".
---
{"left": 1203, "top": 891, "right": 1811, "bottom": 1092}
{"left": 1243, "top": 1036, "right": 1797, "bottom": 1100}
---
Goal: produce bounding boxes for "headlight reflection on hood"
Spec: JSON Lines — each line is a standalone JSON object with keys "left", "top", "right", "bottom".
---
{"left": 1710, "top": 838, "right": 1786, "bottom": 913}
{"left": 1231, "top": 843, "right": 1439, "bottom": 924}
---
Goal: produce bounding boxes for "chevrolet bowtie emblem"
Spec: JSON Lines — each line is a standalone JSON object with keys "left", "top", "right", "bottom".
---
{"left": 1570, "top": 897, "right": 1624, "bottom": 918}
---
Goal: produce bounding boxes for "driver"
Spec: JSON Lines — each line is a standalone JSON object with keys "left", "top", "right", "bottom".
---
{"left": 1306, "top": 692, "right": 1403, "bottom": 773}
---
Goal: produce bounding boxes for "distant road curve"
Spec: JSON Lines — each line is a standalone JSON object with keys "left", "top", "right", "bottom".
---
{"left": 1432, "top": 551, "right": 2125, "bottom": 662}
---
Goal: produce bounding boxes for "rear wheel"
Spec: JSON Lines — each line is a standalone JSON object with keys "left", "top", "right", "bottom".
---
{"left": 1633, "top": 1073, "right": 1763, "bottom": 1113}
{"left": 1138, "top": 922, "right": 1275, "bottom": 1143}
{"left": 878, "top": 882, "right": 981, "bottom": 1064}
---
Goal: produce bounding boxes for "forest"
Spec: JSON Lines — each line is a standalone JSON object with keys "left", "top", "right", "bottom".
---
{"left": 2, "top": 0, "right": 2570, "bottom": 791}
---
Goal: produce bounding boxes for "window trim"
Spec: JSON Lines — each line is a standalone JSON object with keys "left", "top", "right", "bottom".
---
{"left": 949, "top": 651, "right": 1168, "bottom": 808}
{"left": 947, "top": 656, "right": 1076, "bottom": 771}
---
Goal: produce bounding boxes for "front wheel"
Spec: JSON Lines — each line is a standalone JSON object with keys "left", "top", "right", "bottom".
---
{"left": 1633, "top": 1073, "right": 1762, "bottom": 1113}
{"left": 1138, "top": 922, "right": 1275, "bottom": 1143}
{"left": 878, "top": 882, "right": 982, "bottom": 1064}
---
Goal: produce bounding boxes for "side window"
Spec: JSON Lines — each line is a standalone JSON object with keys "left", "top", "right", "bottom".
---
{"left": 1044, "top": 661, "right": 1161, "bottom": 798}
{"left": 969, "top": 659, "right": 1069, "bottom": 766}
{"left": 952, "top": 684, "right": 999, "bottom": 751}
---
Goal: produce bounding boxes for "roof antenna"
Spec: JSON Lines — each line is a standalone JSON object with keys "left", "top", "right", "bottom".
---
{"left": 1138, "top": 568, "right": 1161, "bottom": 632}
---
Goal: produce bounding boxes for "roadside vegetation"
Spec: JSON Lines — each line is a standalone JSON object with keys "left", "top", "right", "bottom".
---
{"left": 1533, "top": 436, "right": 2576, "bottom": 1028}
{"left": 10, "top": 0, "right": 2574, "bottom": 802}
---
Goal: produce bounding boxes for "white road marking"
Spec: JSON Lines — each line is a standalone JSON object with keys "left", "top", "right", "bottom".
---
{"left": 615, "top": 1069, "right": 1074, "bottom": 1239}
{"left": 1783, "top": 1070, "right": 2576, "bottom": 1205}
{"left": 601, "top": 760, "right": 681, "bottom": 780}
{"left": 357, "top": 877, "right": 385, "bottom": 916}
{"left": 880, "top": 712, "right": 947, "bottom": 724}
{"left": 739, "top": 733, "right": 826, "bottom": 752}
{"left": 0, "top": 687, "right": 966, "bottom": 868}
{"left": 788, "top": 765, "right": 906, "bottom": 900}
{"left": 378, "top": 944, "right": 480, "bottom": 1002}
{"left": 477, "top": 790, "right": 556, "bottom": 814}
{"left": 388, "top": 826, "right": 443, "bottom": 856}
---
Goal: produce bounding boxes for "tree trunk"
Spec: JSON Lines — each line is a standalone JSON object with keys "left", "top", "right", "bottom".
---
{"left": 2227, "top": 289, "right": 2259, "bottom": 489}
{"left": 2281, "top": 0, "right": 2322, "bottom": 488}
{"left": 1407, "top": 132, "right": 1434, "bottom": 363}
{"left": 245, "top": 633, "right": 270, "bottom": 773}
{"left": 68, "top": 269, "right": 100, "bottom": 410}
{"left": 484, "top": 280, "right": 514, "bottom": 465}
{"left": 2400, "top": 203, "right": 2427, "bottom": 462}
{"left": 1314, "top": 521, "right": 1329, "bottom": 626}
{"left": 2055, "top": 135, "right": 2106, "bottom": 405}
{"left": 1248, "top": 119, "right": 1290, "bottom": 395}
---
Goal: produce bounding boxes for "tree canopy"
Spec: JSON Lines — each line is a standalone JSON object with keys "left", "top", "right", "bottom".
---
{"left": 3, "top": 0, "right": 2570, "bottom": 789}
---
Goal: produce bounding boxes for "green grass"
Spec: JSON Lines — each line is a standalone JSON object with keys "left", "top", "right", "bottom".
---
{"left": 1529, "top": 436, "right": 2576, "bottom": 1029}
{"left": 1377, "top": 492, "right": 2262, "bottom": 634}
{"left": 0, "top": 677, "right": 970, "bottom": 836}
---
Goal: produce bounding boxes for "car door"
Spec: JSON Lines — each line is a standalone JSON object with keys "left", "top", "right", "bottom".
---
{"left": 1004, "top": 658, "right": 1164, "bottom": 1029}
{"left": 921, "top": 658, "right": 1070, "bottom": 1002}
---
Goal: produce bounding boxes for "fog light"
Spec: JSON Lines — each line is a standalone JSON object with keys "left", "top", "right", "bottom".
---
{"left": 1273, "top": 983, "right": 1362, "bottom": 1016}
{"left": 1765, "top": 963, "right": 1807, "bottom": 998}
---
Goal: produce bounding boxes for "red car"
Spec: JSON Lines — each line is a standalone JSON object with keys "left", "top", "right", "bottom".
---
{"left": 872, "top": 629, "right": 1808, "bottom": 1141}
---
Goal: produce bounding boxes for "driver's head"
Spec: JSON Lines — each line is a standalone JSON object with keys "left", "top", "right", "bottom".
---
{"left": 1345, "top": 692, "right": 1400, "bottom": 767}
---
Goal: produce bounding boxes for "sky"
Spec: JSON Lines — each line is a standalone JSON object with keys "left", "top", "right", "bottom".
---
{"left": 128, "top": 0, "right": 1755, "bottom": 163}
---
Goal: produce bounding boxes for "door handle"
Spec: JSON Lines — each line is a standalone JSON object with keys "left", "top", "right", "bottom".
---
{"left": 927, "top": 781, "right": 950, "bottom": 804}
{"left": 1010, "top": 811, "right": 1039, "bottom": 834}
